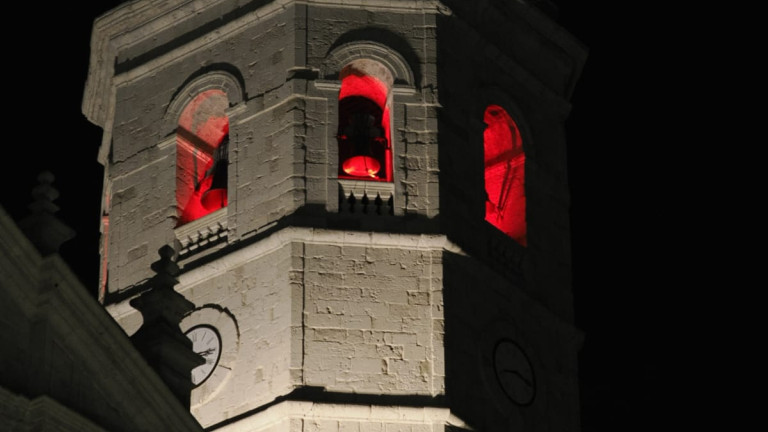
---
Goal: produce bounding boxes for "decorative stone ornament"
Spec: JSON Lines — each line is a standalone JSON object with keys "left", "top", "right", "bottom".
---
{"left": 129, "top": 245, "right": 205, "bottom": 409}
{"left": 18, "top": 171, "right": 75, "bottom": 256}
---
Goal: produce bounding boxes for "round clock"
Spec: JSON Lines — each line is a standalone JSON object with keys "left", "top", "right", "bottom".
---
{"left": 185, "top": 324, "right": 222, "bottom": 386}
{"left": 479, "top": 319, "right": 538, "bottom": 414}
{"left": 493, "top": 338, "right": 535, "bottom": 406}
{"left": 181, "top": 306, "right": 239, "bottom": 407}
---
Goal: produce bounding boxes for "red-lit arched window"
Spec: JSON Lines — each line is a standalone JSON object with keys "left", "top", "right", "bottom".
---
{"left": 176, "top": 89, "right": 230, "bottom": 226}
{"left": 484, "top": 105, "right": 526, "bottom": 246}
{"left": 337, "top": 62, "right": 392, "bottom": 182}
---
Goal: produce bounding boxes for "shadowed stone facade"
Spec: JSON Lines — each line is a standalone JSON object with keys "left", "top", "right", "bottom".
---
{"left": 0, "top": 184, "right": 204, "bottom": 432}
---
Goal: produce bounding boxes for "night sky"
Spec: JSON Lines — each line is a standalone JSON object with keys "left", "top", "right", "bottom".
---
{"left": 2, "top": 2, "right": 673, "bottom": 430}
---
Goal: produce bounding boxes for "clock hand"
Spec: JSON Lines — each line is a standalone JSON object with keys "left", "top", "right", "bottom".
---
{"left": 497, "top": 368, "right": 533, "bottom": 387}
{"left": 196, "top": 348, "right": 215, "bottom": 356}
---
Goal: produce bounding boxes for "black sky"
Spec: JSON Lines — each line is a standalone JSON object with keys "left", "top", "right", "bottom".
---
{"left": 2, "top": 2, "right": 674, "bottom": 430}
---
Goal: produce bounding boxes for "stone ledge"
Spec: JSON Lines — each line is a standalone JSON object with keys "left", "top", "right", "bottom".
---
{"left": 213, "top": 399, "right": 473, "bottom": 431}
{"left": 174, "top": 208, "right": 228, "bottom": 257}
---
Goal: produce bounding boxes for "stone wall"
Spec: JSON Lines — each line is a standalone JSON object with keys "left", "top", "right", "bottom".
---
{"left": 102, "top": 2, "right": 441, "bottom": 297}
{"left": 106, "top": 229, "right": 449, "bottom": 429}
{"left": 88, "top": 1, "right": 587, "bottom": 430}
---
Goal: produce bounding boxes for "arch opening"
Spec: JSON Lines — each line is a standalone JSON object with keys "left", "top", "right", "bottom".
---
{"left": 484, "top": 104, "right": 527, "bottom": 246}
{"left": 176, "top": 89, "right": 230, "bottom": 225}
{"left": 337, "top": 60, "right": 393, "bottom": 182}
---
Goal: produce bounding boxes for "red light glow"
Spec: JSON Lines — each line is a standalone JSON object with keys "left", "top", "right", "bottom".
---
{"left": 484, "top": 105, "right": 527, "bottom": 246}
{"left": 176, "top": 90, "right": 229, "bottom": 225}
{"left": 201, "top": 188, "right": 227, "bottom": 210}
{"left": 342, "top": 155, "right": 381, "bottom": 177}
{"left": 338, "top": 73, "right": 392, "bottom": 181}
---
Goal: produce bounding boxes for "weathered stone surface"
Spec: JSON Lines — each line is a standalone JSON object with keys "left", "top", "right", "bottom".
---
{"left": 88, "top": 0, "right": 585, "bottom": 430}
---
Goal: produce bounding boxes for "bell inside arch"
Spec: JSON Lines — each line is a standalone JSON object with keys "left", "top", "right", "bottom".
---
{"left": 201, "top": 136, "right": 229, "bottom": 211}
{"left": 338, "top": 96, "right": 387, "bottom": 178}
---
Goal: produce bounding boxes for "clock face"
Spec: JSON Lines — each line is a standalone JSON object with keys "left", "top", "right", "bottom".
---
{"left": 186, "top": 324, "right": 222, "bottom": 387}
{"left": 493, "top": 338, "right": 535, "bottom": 406}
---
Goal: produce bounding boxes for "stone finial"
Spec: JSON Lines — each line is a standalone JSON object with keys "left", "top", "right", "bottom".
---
{"left": 150, "top": 244, "right": 181, "bottom": 290}
{"left": 130, "top": 245, "right": 204, "bottom": 409}
{"left": 18, "top": 171, "right": 76, "bottom": 255}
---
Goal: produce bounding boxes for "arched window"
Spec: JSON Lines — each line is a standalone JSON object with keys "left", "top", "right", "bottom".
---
{"left": 484, "top": 104, "right": 526, "bottom": 246}
{"left": 176, "top": 89, "right": 230, "bottom": 226}
{"left": 337, "top": 60, "right": 393, "bottom": 182}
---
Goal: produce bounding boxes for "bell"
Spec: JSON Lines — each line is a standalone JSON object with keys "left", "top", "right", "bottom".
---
{"left": 338, "top": 96, "right": 386, "bottom": 178}
{"left": 201, "top": 137, "right": 229, "bottom": 210}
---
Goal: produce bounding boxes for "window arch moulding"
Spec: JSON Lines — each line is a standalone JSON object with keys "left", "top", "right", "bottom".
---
{"left": 321, "top": 41, "right": 415, "bottom": 88}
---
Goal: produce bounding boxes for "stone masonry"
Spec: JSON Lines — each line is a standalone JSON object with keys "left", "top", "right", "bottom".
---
{"left": 86, "top": 1, "right": 587, "bottom": 430}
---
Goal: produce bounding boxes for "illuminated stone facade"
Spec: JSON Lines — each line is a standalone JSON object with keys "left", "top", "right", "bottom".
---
{"left": 83, "top": 1, "right": 586, "bottom": 430}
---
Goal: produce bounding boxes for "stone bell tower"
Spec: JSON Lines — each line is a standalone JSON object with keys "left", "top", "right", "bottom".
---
{"left": 83, "top": 0, "right": 586, "bottom": 430}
